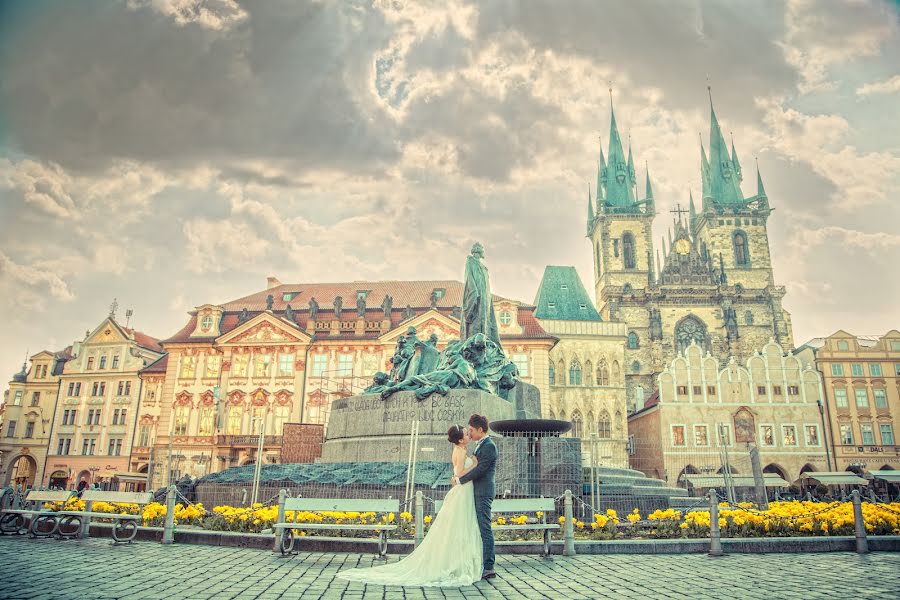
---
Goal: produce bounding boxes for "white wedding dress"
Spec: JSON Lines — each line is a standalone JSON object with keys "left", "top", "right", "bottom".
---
{"left": 336, "top": 457, "right": 483, "bottom": 587}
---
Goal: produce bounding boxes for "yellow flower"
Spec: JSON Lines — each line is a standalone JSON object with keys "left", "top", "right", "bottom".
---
{"left": 424, "top": 516, "right": 432, "bottom": 524}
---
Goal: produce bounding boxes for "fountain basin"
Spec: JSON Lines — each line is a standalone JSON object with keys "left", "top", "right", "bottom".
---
{"left": 491, "top": 418, "right": 572, "bottom": 437}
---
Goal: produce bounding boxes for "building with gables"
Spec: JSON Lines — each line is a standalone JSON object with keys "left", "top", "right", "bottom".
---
{"left": 1, "top": 349, "right": 73, "bottom": 488}
{"left": 587, "top": 95, "right": 794, "bottom": 412}
{"left": 628, "top": 340, "right": 828, "bottom": 489}
{"left": 144, "top": 279, "right": 557, "bottom": 488}
{"left": 43, "top": 316, "right": 163, "bottom": 489}
{"left": 533, "top": 266, "right": 629, "bottom": 466}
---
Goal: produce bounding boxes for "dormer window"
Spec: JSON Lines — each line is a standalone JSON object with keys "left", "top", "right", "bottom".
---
{"left": 548, "top": 302, "right": 556, "bottom": 309}
{"left": 579, "top": 304, "right": 587, "bottom": 310}
{"left": 499, "top": 311, "right": 512, "bottom": 326}
{"left": 432, "top": 288, "right": 446, "bottom": 299}
{"left": 560, "top": 284, "right": 568, "bottom": 290}
{"left": 201, "top": 315, "right": 214, "bottom": 331}
{"left": 282, "top": 292, "right": 298, "bottom": 302}
{"left": 356, "top": 290, "right": 369, "bottom": 301}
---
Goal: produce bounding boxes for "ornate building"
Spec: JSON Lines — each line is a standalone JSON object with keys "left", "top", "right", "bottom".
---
{"left": 587, "top": 95, "right": 794, "bottom": 412}
{"left": 145, "top": 279, "right": 557, "bottom": 488}
{"left": 43, "top": 316, "right": 163, "bottom": 489}
{"left": 533, "top": 266, "right": 629, "bottom": 466}
{"left": 1, "top": 349, "right": 72, "bottom": 488}
{"left": 628, "top": 340, "right": 827, "bottom": 488}
{"left": 795, "top": 330, "right": 900, "bottom": 472}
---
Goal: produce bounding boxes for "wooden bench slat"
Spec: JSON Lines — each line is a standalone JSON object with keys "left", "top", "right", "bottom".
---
{"left": 24, "top": 491, "right": 73, "bottom": 503}
{"left": 59, "top": 511, "right": 139, "bottom": 519}
{"left": 494, "top": 524, "right": 560, "bottom": 530}
{"left": 81, "top": 491, "right": 152, "bottom": 504}
{"left": 274, "top": 523, "right": 397, "bottom": 531}
{"left": 435, "top": 498, "right": 556, "bottom": 514}
{"left": 283, "top": 499, "right": 399, "bottom": 513}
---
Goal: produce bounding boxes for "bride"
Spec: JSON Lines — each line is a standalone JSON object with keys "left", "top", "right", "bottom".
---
{"left": 336, "top": 424, "right": 483, "bottom": 587}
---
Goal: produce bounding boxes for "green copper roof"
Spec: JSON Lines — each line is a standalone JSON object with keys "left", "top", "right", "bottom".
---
{"left": 533, "top": 266, "right": 602, "bottom": 321}
{"left": 756, "top": 165, "right": 767, "bottom": 198}
{"left": 586, "top": 186, "right": 595, "bottom": 235}
{"left": 602, "top": 100, "right": 636, "bottom": 207}
{"left": 706, "top": 97, "right": 745, "bottom": 205}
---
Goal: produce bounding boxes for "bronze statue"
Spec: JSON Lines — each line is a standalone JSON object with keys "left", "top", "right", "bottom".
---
{"left": 381, "top": 294, "right": 392, "bottom": 318}
{"left": 266, "top": 294, "right": 275, "bottom": 311}
{"left": 333, "top": 295, "right": 343, "bottom": 317}
{"left": 356, "top": 295, "right": 366, "bottom": 318}
{"left": 460, "top": 242, "right": 500, "bottom": 348}
{"left": 364, "top": 372, "right": 391, "bottom": 394}
{"left": 308, "top": 298, "right": 319, "bottom": 322}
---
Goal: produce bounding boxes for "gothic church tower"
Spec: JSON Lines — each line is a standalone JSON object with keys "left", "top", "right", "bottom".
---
{"left": 589, "top": 93, "right": 794, "bottom": 412}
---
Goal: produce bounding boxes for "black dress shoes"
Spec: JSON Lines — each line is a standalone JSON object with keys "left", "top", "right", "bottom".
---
{"left": 481, "top": 570, "right": 497, "bottom": 580}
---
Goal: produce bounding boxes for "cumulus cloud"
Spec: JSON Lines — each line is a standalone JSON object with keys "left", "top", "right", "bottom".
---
{"left": 126, "top": 0, "right": 248, "bottom": 31}
{"left": 9, "top": 160, "right": 76, "bottom": 219}
{"left": 182, "top": 218, "right": 271, "bottom": 274}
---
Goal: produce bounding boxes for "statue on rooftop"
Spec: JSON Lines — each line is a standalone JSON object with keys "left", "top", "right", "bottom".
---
{"left": 356, "top": 295, "right": 366, "bottom": 318}
{"left": 381, "top": 295, "right": 393, "bottom": 319}
{"left": 308, "top": 297, "right": 319, "bottom": 323}
{"left": 333, "top": 295, "right": 343, "bottom": 317}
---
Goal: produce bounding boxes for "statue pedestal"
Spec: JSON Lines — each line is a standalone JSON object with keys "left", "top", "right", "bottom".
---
{"left": 320, "top": 390, "right": 516, "bottom": 463}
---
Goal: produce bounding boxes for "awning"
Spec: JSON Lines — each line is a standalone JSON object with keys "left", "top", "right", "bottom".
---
{"left": 682, "top": 474, "right": 789, "bottom": 488}
{"left": 870, "top": 470, "right": 900, "bottom": 483}
{"left": 800, "top": 471, "right": 868, "bottom": 485}
{"left": 112, "top": 471, "right": 149, "bottom": 482}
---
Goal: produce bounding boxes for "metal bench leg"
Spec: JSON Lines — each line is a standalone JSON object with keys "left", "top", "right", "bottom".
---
{"left": 541, "top": 529, "right": 553, "bottom": 560}
{"left": 111, "top": 519, "right": 138, "bottom": 544}
{"left": 30, "top": 515, "right": 59, "bottom": 538}
{"left": 56, "top": 515, "right": 81, "bottom": 540}
{"left": 376, "top": 531, "right": 388, "bottom": 561}
{"left": 280, "top": 529, "right": 295, "bottom": 557}
{"left": 0, "top": 513, "right": 25, "bottom": 535}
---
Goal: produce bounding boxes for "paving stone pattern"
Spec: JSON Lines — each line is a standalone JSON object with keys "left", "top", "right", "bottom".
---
{"left": 0, "top": 536, "right": 898, "bottom": 599}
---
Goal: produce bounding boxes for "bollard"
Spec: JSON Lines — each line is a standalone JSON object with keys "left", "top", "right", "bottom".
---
{"left": 851, "top": 490, "right": 868, "bottom": 554}
{"left": 273, "top": 489, "right": 287, "bottom": 554}
{"left": 563, "top": 489, "right": 576, "bottom": 557}
{"left": 162, "top": 485, "right": 176, "bottom": 545}
{"left": 708, "top": 489, "right": 723, "bottom": 557}
{"left": 414, "top": 491, "right": 424, "bottom": 548}
{"left": 78, "top": 498, "right": 94, "bottom": 540}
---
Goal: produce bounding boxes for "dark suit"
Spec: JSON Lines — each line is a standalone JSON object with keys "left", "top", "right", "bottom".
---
{"left": 459, "top": 436, "right": 496, "bottom": 571}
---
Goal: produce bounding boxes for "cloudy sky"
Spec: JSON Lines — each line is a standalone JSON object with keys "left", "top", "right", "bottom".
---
{"left": 1, "top": 0, "right": 899, "bottom": 380}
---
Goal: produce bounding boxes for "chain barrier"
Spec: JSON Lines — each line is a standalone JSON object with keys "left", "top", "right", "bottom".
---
{"left": 861, "top": 498, "right": 900, "bottom": 517}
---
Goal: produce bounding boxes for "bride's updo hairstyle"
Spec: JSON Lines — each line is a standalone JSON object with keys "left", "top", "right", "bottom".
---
{"left": 447, "top": 424, "right": 464, "bottom": 445}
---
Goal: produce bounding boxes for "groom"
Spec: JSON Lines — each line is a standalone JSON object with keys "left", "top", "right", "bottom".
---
{"left": 452, "top": 413, "right": 497, "bottom": 580}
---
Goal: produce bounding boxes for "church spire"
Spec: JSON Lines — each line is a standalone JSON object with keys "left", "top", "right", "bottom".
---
{"left": 597, "top": 140, "right": 606, "bottom": 204}
{"left": 689, "top": 189, "right": 697, "bottom": 233}
{"left": 706, "top": 88, "right": 744, "bottom": 205}
{"left": 644, "top": 165, "right": 654, "bottom": 201}
{"left": 731, "top": 134, "right": 743, "bottom": 182}
{"left": 756, "top": 161, "right": 767, "bottom": 200}
{"left": 604, "top": 89, "right": 636, "bottom": 208}
{"left": 586, "top": 184, "right": 595, "bottom": 235}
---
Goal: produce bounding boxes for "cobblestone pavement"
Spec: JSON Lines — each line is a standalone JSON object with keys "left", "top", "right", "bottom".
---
{"left": 1, "top": 536, "right": 898, "bottom": 599}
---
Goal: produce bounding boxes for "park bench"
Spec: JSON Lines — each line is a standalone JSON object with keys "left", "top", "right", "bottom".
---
{"left": 57, "top": 490, "right": 152, "bottom": 543}
{"left": 275, "top": 498, "right": 400, "bottom": 559}
{"left": 0, "top": 490, "right": 74, "bottom": 537}
{"left": 434, "top": 497, "right": 559, "bottom": 557}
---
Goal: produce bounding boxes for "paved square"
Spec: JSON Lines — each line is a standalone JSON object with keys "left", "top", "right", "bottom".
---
{"left": 0, "top": 536, "right": 897, "bottom": 599}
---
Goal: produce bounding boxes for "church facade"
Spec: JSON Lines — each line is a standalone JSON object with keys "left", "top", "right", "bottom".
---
{"left": 588, "top": 97, "right": 794, "bottom": 412}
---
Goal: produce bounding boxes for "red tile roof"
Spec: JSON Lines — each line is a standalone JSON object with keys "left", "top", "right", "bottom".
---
{"left": 140, "top": 354, "right": 169, "bottom": 375}
{"left": 122, "top": 326, "right": 164, "bottom": 353}
{"left": 161, "top": 280, "right": 554, "bottom": 345}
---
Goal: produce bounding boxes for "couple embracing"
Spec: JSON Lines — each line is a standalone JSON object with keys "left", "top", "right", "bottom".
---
{"left": 338, "top": 413, "right": 497, "bottom": 587}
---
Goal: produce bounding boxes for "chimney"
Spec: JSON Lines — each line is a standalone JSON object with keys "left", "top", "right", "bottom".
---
{"left": 267, "top": 276, "right": 282, "bottom": 290}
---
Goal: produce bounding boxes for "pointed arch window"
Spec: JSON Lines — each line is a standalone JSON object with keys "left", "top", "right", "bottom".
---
{"left": 598, "top": 411, "right": 611, "bottom": 439}
{"left": 548, "top": 362, "right": 555, "bottom": 385}
{"left": 569, "top": 359, "right": 582, "bottom": 386}
{"left": 571, "top": 410, "right": 583, "bottom": 438}
{"left": 733, "top": 231, "right": 750, "bottom": 266}
{"left": 627, "top": 331, "right": 639, "bottom": 349}
{"left": 675, "top": 316, "right": 708, "bottom": 355}
{"left": 596, "top": 360, "right": 609, "bottom": 386}
{"left": 622, "top": 232, "right": 636, "bottom": 269}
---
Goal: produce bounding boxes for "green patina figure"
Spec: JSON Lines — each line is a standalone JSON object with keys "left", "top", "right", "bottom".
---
{"left": 460, "top": 242, "right": 501, "bottom": 348}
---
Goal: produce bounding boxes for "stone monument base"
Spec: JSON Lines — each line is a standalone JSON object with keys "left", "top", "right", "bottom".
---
{"left": 320, "top": 389, "right": 516, "bottom": 463}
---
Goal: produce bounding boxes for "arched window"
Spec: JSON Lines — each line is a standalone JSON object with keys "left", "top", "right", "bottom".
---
{"left": 623, "top": 283, "right": 633, "bottom": 295}
{"left": 733, "top": 231, "right": 750, "bottom": 266}
{"left": 571, "top": 410, "right": 583, "bottom": 438}
{"left": 745, "top": 310, "right": 754, "bottom": 325}
{"left": 569, "top": 359, "right": 582, "bottom": 386}
{"left": 584, "top": 361, "right": 593, "bottom": 385}
{"left": 598, "top": 411, "right": 611, "bottom": 438}
{"left": 548, "top": 362, "right": 555, "bottom": 385}
{"left": 631, "top": 360, "right": 641, "bottom": 373}
{"left": 634, "top": 386, "right": 645, "bottom": 408}
{"left": 622, "top": 232, "right": 636, "bottom": 269}
{"left": 627, "top": 331, "right": 639, "bottom": 349}
{"left": 596, "top": 360, "right": 609, "bottom": 386}
{"left": 675, "top": 316, "right": 707, "bottom": 355}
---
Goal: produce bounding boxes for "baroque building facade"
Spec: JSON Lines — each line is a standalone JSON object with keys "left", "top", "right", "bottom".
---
{"left": 795, "top": 330, "right": 900, "bottom": 472}
{"left": 0, "top": 349, "right": 72, "bottom": 488}
{"left": 628, "top": 340, "right": 828, "bottom": 489}
{"left": 43, "top": 316, "right": 163, "bottom": 489}
{"left": 587, "top": 97, "right": 794, "bottom": 412}
{"left": 533, "top": 266, "right": 629, "bottom": 466}
{"left": 144, "top": 279, "right": 557, "bottom": 489}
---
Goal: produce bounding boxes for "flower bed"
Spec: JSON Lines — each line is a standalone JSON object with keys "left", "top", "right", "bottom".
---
{"left": 43, "top": 499, "right": 900, "bottom": 540}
